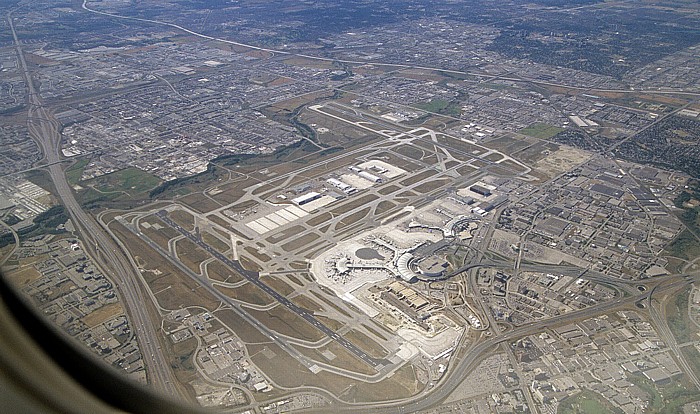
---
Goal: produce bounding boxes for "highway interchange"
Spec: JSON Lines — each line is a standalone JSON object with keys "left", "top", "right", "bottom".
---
{"left": 8, "top": 9, "right": 180, "bottom": 400}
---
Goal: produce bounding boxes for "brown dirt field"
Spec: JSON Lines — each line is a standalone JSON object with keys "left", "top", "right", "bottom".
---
{"left": 214, "top": 308, "right": 269, "bottom": 344}
{"left": 330, "top": 194, "right": 379, "bottom": 216}
{"left": 140, "top": 217, "right": 180, "bottom": 251}
{"left": 245, "top": 305, "right": 325, "bottom": 342}
{"left": 456, "top": 165, "right": 477, "bottom": 176}
{"left": 5, "top": 265, "right": 43, "bottom": 288}
{"left": 181, "top": 195, "right": 222, "bottom": 214}
{"left": 293, "top": 342, "right": 376, "bottom": 375}
{"left": 378, "top": 185, "right": 400, "bottom": 195}
{"left": 445, "top": 160, "right": 461, "bottom": 169}
{"left": 310, "top": 290, "right": 351, "bottom": 318}
{"left": 394, "top": 144, "right": 426, "bottom": 161}
{"left": 345, "top": 329, "right": 389, "bottom": 359}
{"left": 335, "top": 207, "right": 371, "bottom": 231}
{"left": 316, "top": 315, "right": 344, "bottom": 331}
{"left": 286, "top": 274, "right": 305, "bottom": 287}
{"left": 471, "top": 159, "right": 489, "bottom": 168}
{"left": 168, "top": 209, "right": 195, "bottom": 231}
{"left": 485, "top": 152, "right": 504, "bottom": 162}
{"left": 291, "top": 294, "right": 324, "bottom": 313}
{"left": 348, "top": 364, "right": 421, "bottom": 402}
{"left": 261, "top": 275, "right": 296, "bottom": 297}
{"left": 280, "top": 232, "right": 321, "bottom": 252}
{"left": 413, "top": 178, "right": 452, "bottom": 194}
{"left": 362, "top": 324, "right": 389, "bottom": 342}
{"left": 202, "top": 230, "right": 231, "bottom": 254}
{"left": 215, "top": 282, "right": 275, "bottom": 307}
{"left": 205, "top": 260, "right": 244, "bottom": 284}
{"left": 399, "top": 169, "right": 437, "bottom": 186}
{"left": 209, "top": 186, "right": 246, "bottom": 205}
{"left": 265, "top": 225, "right": 306, "bottom": 244}
{"left": 239, "top": 255, "right": 263, "bottom": 272}
{"left": 242, "top": 246, "right": 272, "bottom": 262}
{"left": 83, "top": 303, "right": 124, "bottom": 328}
{"left": 175, "top": 238, "right": 211, "bottom": 275}
{"left": 249, "top": 343, "right": 357, "bottom": 394}
{"left": 375, "top": 200, "right": 396, "bottom": 216}
{"left": 369, "top": 152, "right": 422, "bottom": 172}
{"left": 499, "top": 159, "right": 529, "bottom": 174}
{"left": 305, "top": 213, "right": 332, "bottom": 227}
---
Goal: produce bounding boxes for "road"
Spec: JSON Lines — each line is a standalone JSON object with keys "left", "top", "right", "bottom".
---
{"left": 7, "top": 11, "right": 180, "bottom": 399}
{"left": 81, "top": 0, "right": 700, "bottom": 99}
{"left": 303, "top": 275, "right": 693, "bottom": 413}
{"left": 155, "top": 211, "right": 389, "bottom": 369}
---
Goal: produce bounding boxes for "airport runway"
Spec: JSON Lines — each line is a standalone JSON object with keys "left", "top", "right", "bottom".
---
{"left": 156, "top": 210, "right": 390, "bottom": 369}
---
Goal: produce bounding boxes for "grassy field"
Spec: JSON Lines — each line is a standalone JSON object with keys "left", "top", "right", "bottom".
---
{"left": 558, "top": 390, "right": 623, "bottom": 414}
{"left": 175, "top": 238, "right": 211, "bottom": 275}
{"left": 628, "top": 374, "right": 700, "bottom": 413}
{"left": 413, "top": 99, "right": 461, "bottom": 116}
{"left": 86, "top": 167, "right": 162, "bottom": 195}
{"left": 666, "top": 287, "right": 697, "bottom": 343}
{"left": 260, "top": 275, "right": 296, "bottom": 297}
{"left": 666, "top": 230, "right": 700, "bottom": 260}
{"left": 168, "top": 209, "right": 195, "bottom": 231}
{"left": 520, "top": 123, "right": 566, "bottom": 139}
{"left": 293, "top": 342, "right": 376, "bottom": 375}
{"left": 681, "top": 345, "right": 700, "bottom": 380}
{"left": 76, "top": 167, "right": 162, "bottom": 208}
{"left": 399, "top": 169, "right": 438, "bottom": 186}
{"left": 65, "top": 157, "right": 90, "bottom": 185}
{"left": 201, "top": 231, "right": 231, "bottom": 255}
{"left": 290, "top": 294, "right": 324, "bottom": 313}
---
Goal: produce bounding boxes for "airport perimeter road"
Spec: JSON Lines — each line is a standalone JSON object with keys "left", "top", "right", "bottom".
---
{"left": 156, "top": 211, "right": 390, "bottom": 369}
{"left": 8, "top": 12, "right": 180, "bottom": 398}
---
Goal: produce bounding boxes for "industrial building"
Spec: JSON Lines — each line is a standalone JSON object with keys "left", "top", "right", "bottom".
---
{"left": 470, "top": 184, "right": 492, "bottom": 197}
{"left": 292, "top": 192, "right": 322, "bottom": 205}
{"left": 358, "top": 171, "right": 382, "bottom": 183}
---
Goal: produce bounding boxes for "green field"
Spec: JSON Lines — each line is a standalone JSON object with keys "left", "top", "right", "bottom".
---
{"left": 682, "top": 346, "right": 700, "bottom": 380}
{"left": 86, "top": 167, "right": 162, "bottom": 195}
{"left": 628, "top": 373, "right": 700, "bottom": 413}
{"left": 65, "top": 157, "right": 90, "bottom": 185}
{"left": 413, "top": 99, "right": 461, "bottom": 116}
{"left": 77, "top": 167, "right": 163, "bottom": 207}
{"left": 666, "top": 229, "right": 700, "bottom": 261}
{"left": 666, "top": 287, "right": 696, "bottom": 343}
{"left": 558, "top": 390, "right": 623, "bottom": 414}
{"left": 520, "top": 123, "right": 565, "bottom": 139}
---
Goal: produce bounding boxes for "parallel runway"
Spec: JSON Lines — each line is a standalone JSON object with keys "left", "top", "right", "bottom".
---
{"left": 156, "top": 210, "right": 390, "bottom": 369}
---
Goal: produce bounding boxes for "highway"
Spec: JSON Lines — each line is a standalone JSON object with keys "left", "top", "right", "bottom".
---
{"left": 155, "top": 211, "right": 389, "bottom": 369}
{"left": 7, "top": 11, "right": 180, "bottom": 398}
